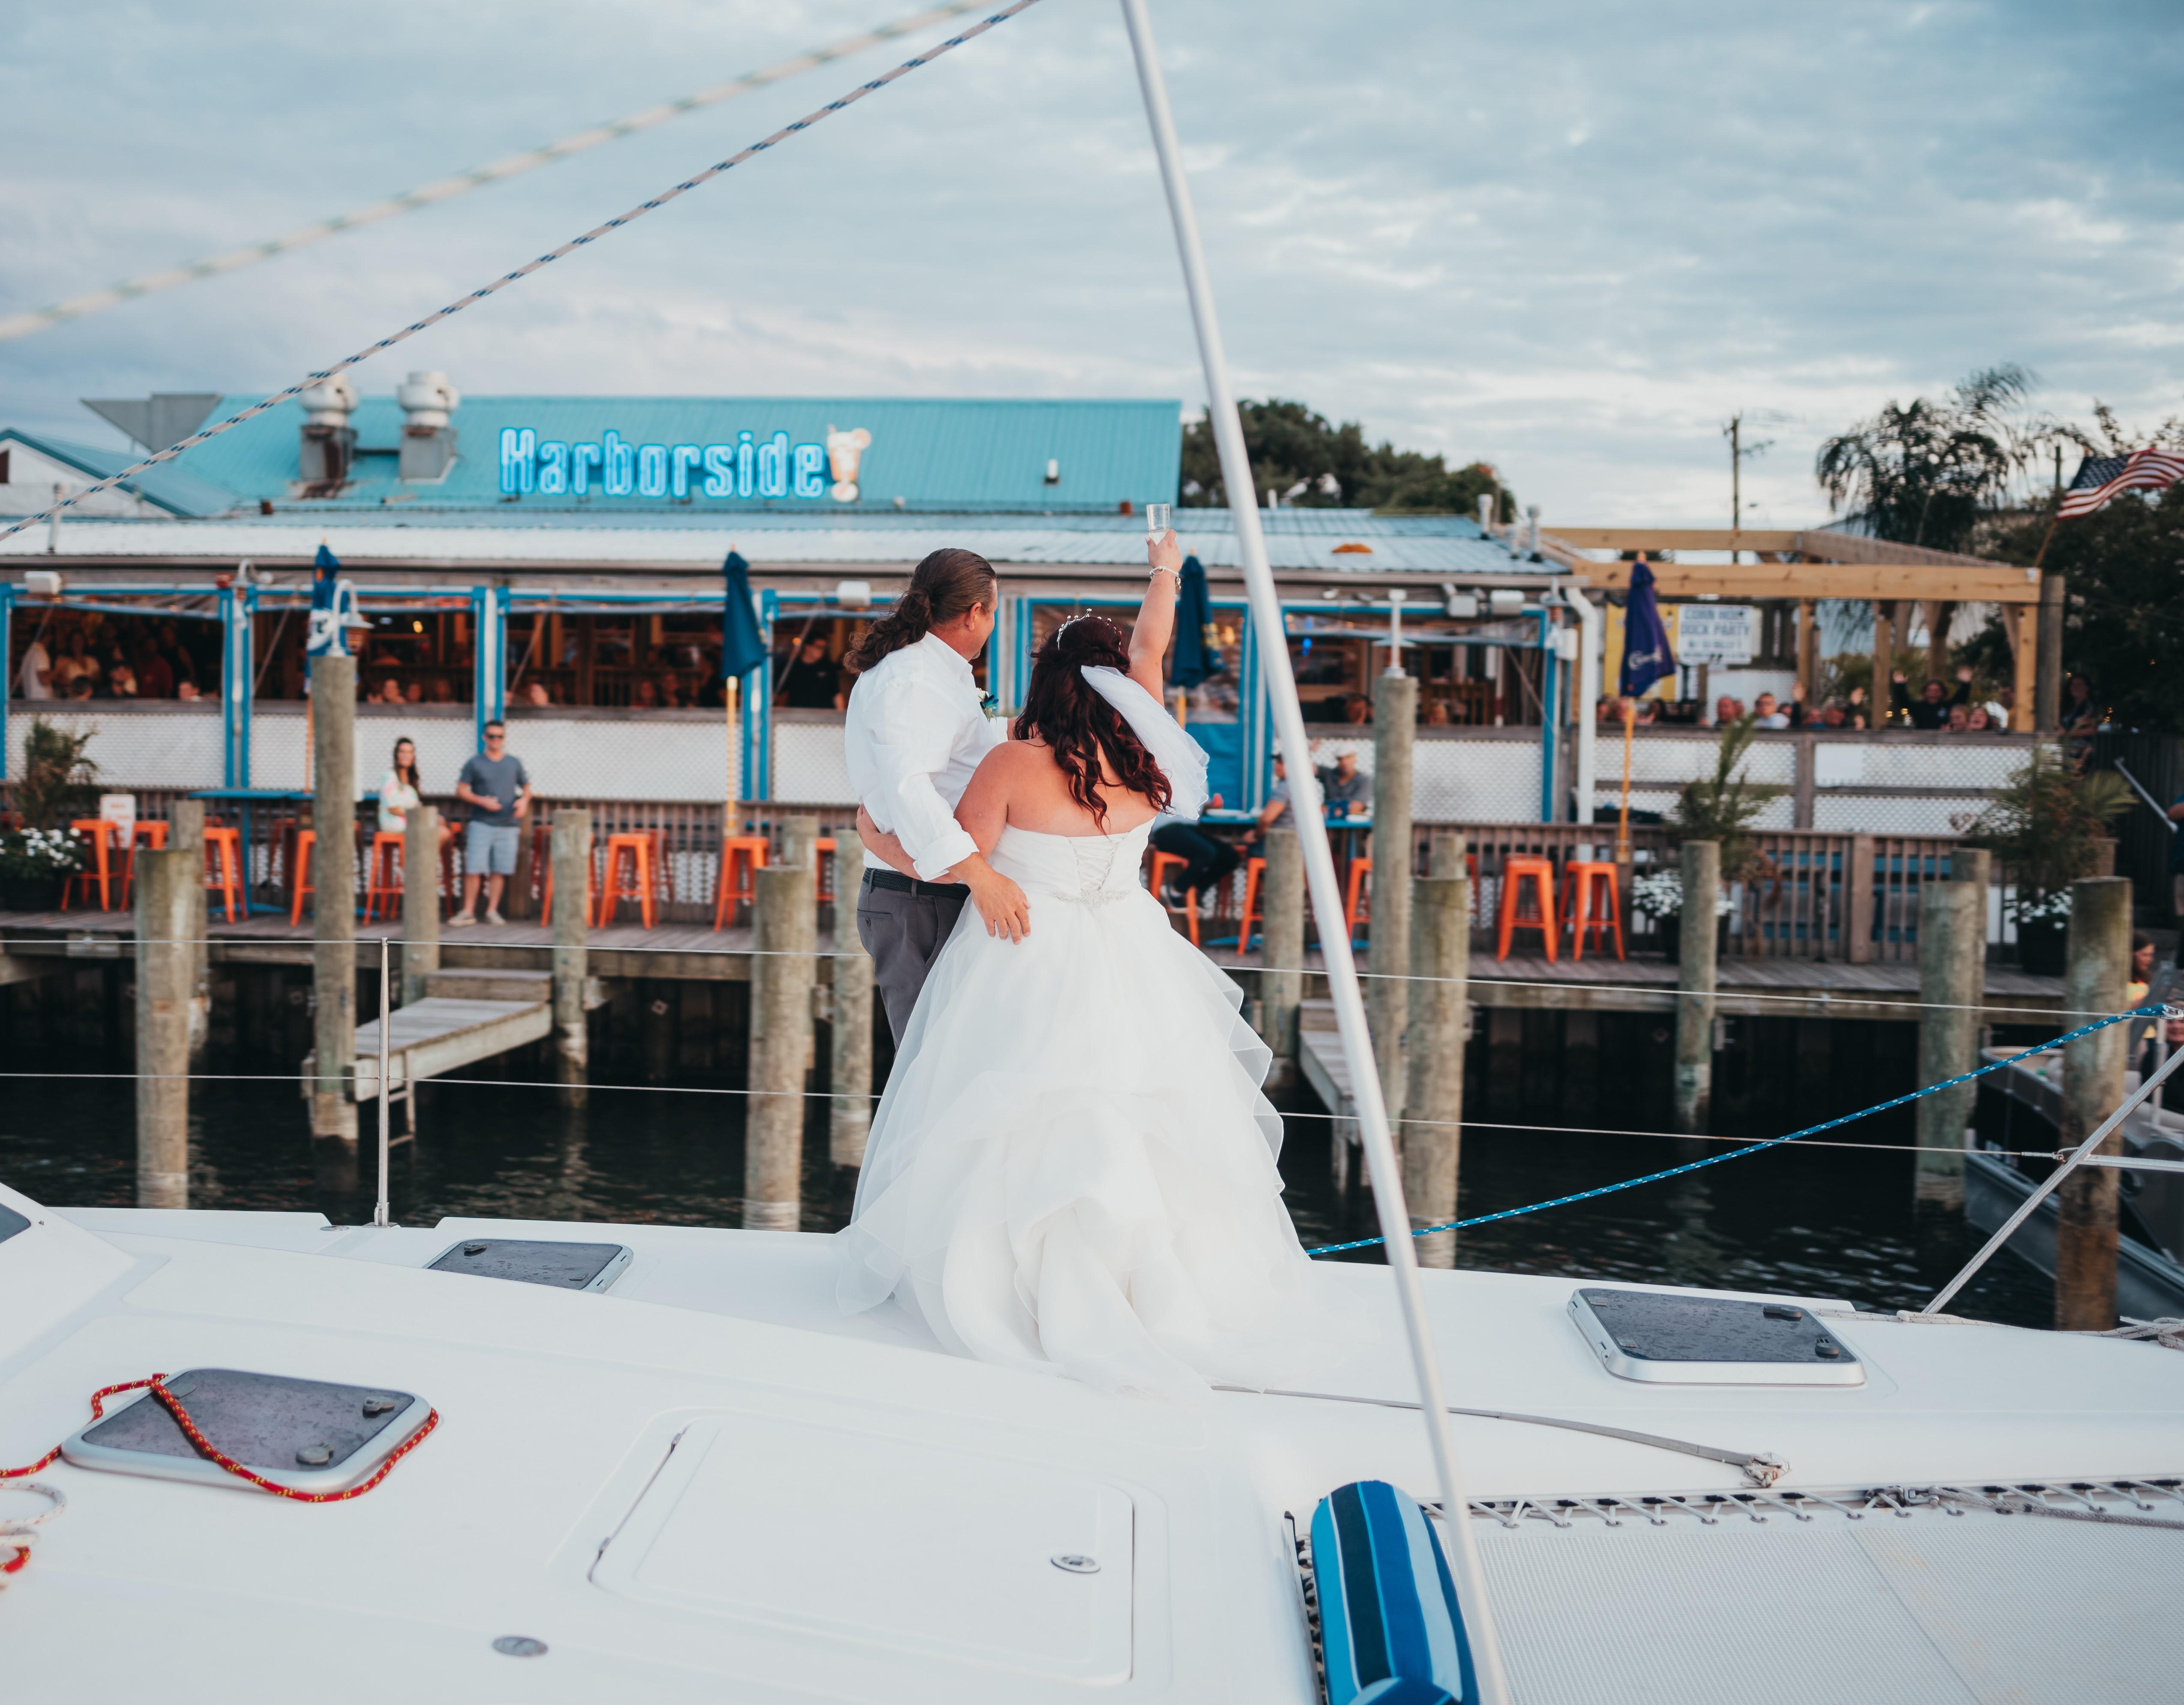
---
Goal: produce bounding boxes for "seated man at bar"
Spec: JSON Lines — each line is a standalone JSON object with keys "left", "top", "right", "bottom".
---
{"left": 1316, "top": 746, "right": 1372, "bottom": 819}
{"left": 450, "top": 720, "right": 531, "bottom": 928}
{"left": 783, "top": 634, "right": 845, "bottom": 710}
{"left": 1151, "top": 796, "right": 1241, "bottom": 912}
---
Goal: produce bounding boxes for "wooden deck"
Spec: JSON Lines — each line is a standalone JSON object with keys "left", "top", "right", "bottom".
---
{"left": 2, "top": 908, "right": 2063, "bottom": 1020}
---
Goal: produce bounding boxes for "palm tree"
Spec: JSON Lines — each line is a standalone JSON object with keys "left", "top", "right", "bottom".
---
{"left": 1814, "top": 365, "right": 2047, "bottom": 553}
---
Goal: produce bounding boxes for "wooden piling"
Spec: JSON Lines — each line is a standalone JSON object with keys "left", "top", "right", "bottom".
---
{"left": 829, "top": 836, "right": 875, "bottom": 1167}
{"left": 309, "top": 654, "right": 356, "bottom": 1141}
{"left": 1673, "top": 839, "right": 1720, "bottom": 1133}
{"left": 134, "top": 849, "right": 193, "bottom": 1208}
{"left": 2055, "top": 875, "right": 2130, "bottom": 1330}
{"left": 1370, "top": 673, "right": 1418, "bottom": 1123}
{"left": 1403, "top": 834, "right": 1469, "bottom": 1268}
{"left": 746, "top": 843, "right": 817, "bottom": 1230}
{"left": 1914, "top": 876, "right": 1982, "bottom": 1206}
{"left": 550, "top": 808, "right": 591, "bottom": 1106}
{"left": 166, "top": 799, "right": 209, "bottom": 1060}
{"left": 401, "top": 803, "right": 440, "bottom": 1006}
{"left": 1260, "top": 827, "right": 1304, "bottom": 1088}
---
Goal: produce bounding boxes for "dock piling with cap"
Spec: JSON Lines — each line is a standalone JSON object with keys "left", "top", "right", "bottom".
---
{"left": 309, "top": 654, "right": 357, "bottom": 1141}
{"left": 746, "top": 821, "right": 817, "bottom": 1229}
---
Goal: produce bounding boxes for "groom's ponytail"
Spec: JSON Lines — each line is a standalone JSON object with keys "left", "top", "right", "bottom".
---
{"left": 846, "top": 548, "right": 997, "bottom": 674}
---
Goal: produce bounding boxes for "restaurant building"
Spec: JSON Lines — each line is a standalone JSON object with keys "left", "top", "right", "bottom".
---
{"left": 2, "top": 383, "right": 1574, "bottom": 825}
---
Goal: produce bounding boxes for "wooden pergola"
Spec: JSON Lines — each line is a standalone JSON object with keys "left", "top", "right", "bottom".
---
{"left": 1539, "top": 527, "right": 2042, "bottom": 731}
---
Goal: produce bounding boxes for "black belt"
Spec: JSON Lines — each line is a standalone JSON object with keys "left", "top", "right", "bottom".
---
{"left": 864, "top": 867, "right": 969, "bottom": 899}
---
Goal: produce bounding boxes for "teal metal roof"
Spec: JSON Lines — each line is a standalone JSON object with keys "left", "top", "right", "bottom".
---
{"left": 0, "top": 429, "right": 239, "bottom": 518}
{"left": 161, "top": 394, "right": 1181, "bottom": 515}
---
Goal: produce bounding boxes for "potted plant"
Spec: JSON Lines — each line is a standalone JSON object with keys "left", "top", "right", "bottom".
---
{"left": 10, "top": 718, "right": 99, "bottom": 830}
{"left": 1655, "top": 715, "right": 1786, "bottom": 955}
{"left": 0, "top": 826, "right": 86, "bottom": 912}
{"left": 1631, "top": 868, "right": 1735, "bottom": 960}
{"left": 1960, "top": 745, "right": 2128, "bottom": 976}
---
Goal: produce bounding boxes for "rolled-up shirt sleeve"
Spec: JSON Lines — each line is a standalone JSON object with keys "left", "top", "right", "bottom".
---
{"left": 865, "top": 681, "right": 983, "bottom": 879}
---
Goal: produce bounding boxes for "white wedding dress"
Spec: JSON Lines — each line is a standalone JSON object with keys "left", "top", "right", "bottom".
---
{"left": 835, "top": 817, "right": 1342, "bottom": 1399}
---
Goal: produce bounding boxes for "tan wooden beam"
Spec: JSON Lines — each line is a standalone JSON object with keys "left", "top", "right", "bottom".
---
{"left": 1576, "top": 560, "right": 2041, "bottom": 603}
{"left": 1544, "top": 527, "right": 2002, "bottom": 570}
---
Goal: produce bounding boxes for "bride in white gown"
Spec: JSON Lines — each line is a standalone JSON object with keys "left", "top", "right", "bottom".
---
{"left": 837, "top": 531, "right": 1341, "bottom": 1399}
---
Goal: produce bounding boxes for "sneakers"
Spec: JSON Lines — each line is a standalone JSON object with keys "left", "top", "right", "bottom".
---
{"left": 449, "top": 912, "right": 476, "bottom": 928}
{"left": 484, "top": 910, "right": 506, "bottom": 927}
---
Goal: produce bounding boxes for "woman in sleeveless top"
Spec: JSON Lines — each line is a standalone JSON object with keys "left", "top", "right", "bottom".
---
{"left": 838, "top": 532, "right": 1341, "bottom": 1398}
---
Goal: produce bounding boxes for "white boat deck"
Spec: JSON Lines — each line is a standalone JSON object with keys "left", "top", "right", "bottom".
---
{"left": 6, "top": 1194, "right": 2182, "bottom": 1703}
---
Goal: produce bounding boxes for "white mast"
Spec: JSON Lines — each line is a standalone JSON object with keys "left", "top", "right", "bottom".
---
{"left": 1117, "top": 5, "right": 1510, "bottom": 1698}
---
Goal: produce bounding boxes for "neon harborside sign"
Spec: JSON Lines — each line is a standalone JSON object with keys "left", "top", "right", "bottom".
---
{"left": 498, "top": 425, "right": 872, "bottom": 502}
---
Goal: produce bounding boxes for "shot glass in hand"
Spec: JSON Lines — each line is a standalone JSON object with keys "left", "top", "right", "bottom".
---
{"left": 1146, "top": 502, "right": 1172, "bottom": 542}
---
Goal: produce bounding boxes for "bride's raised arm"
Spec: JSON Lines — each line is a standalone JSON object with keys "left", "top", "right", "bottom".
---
{"left": 1127, "top": 528, "right": 1184, "bottom": 703}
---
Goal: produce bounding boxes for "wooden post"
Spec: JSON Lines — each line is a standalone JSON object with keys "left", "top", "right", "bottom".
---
{"left": 1370, "top": 672, "right": 1417, "bottom": 1123}
{"left": 550, "top": 809, "right": 591, "bottom": 1106}
{"left": 2010, "top": 603, "right": 2039, "bottom": 732}
{"left": 1792, "top": 733, "right": 1816, "bottom": 831}
{"left": 1260, "top": 827, "right": 1304, "bottom": 1088}
{"left": 1673, "top": 839, "right": 1720, "bottom": 1133}
{"left": 309, "top": 655, "right": 356, "bottom": 1141}
{"left": 829, "top": 836, "right": 875, "bottom": 1167}
{"left": 1403, "top": 836, "right": 1469, "bottom": 1269}
{"left": 1870, "top": 602, "right": 1895, "bottom": 727}
{"left": 1796, "top": 597, "right": 1818, "bottom": 708}
{"left": 1846, "top": 833, "right": 1876, "bottom": 965}
{"left": 746, "top": 848, "right": 817, "bottom": 1230}
{"left": 401, "top": 803, "right": 441, "bottom": 1005}
{"left": 2035, "top": 573, "right": 2065, "bottom": 734}
{"left": 509, "top": 813, "right": 538, "bottom": 921}
{"left": 167, "top": 799, "right": 208, "bottom": 1060}
{"left": 1914, "top": 873, "right": 1983, "bottom": 1206}
{"left": 2055, "top": 876, "right": 2131, "bottom": 1331}
{"left": 134, "top": 849, "right": 193, "bottom": 1208}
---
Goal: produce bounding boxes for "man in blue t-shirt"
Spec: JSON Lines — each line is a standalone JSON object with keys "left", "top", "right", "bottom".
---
{"left": 451, "top": 721, "right": 531, "bottom": 926}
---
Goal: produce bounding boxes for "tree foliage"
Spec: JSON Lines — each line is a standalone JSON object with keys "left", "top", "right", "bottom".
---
{"left": 1179, "top": 399, "right": 1515, "bottom": 517}
{"left": 1814, "top": 364, "right": 2048, "bottom": 553}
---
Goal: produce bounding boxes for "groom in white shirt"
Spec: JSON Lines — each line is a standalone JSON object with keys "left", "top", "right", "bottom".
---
{"left": 844, "top": 547, "right": 1029, "bottom": 1043}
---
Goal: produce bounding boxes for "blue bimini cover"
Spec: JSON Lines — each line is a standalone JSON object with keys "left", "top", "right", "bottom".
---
{"left": 1309, "top": 1480, "right": 1477, "bottom": 1705}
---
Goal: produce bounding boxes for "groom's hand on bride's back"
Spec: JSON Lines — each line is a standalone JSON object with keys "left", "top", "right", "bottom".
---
{"left": 957, "top": 854, "right": 1031, "bottom": 944}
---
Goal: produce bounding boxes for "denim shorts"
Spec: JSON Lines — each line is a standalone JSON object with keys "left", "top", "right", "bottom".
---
{"left": 465, "top": 821, "right": 521, "bottom": 875}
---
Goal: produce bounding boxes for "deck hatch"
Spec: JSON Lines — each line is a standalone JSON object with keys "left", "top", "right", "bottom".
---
{"left": 427, "top": 1237, "right": 630, "bottom": 1290}
{"left": 1571, "top": 1288, "right": 1865, "bottom": 1385}
{"left": 63, "top": 1368, "right": 432, "bottom": 1492}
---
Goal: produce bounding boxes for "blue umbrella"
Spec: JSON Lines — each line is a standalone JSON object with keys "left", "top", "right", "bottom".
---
{"left": 1170, "top": 553, "right": 1219, "bottom": 688}
{"left": 1619, "top": 558, "right": 1676, "bottom": 698}
{"left": 719, "top": 549, "right": 767, "bottom": 684}
{"left": 305, "top": 543, "right": 343, "bottom": 672}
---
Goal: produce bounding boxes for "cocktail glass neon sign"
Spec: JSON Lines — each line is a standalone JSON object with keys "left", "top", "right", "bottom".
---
{"left": 499, "top": 428, "right": 842, "bottom": 501}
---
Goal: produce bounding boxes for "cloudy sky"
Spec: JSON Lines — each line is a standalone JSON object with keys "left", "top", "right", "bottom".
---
{"left": 3, "top": 1, "right": 2178, "bottom": 524}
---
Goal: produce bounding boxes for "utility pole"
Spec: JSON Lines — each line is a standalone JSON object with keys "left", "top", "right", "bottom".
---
{"left": 1722, "top": 415, "right": 1772, "bottom": 560}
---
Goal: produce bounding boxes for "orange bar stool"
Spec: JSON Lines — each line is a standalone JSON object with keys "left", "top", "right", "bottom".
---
{"left": 1495, "top": 854, "right": 1556, "bottom": 962}
{"left": 1343, "top": 855, "right": 1372, "bottom": 946}
{"left": 118, "top": 820, "right": 170, "bottom": 909}
{"left": 1147, "top": 850, "right": 1200, "bottom": 946}
{"left": 1234, "top": 855, "right": 1267, "bottom": 951}
{"left": 538, "top": 847, "right": 598, "bottom": 923}
{"left": 815, "top": 836, "right": 837, "bottom": 904}
{"left": 711, "top": 835, "right": 769, "bottom": 930}
{"left": 63, "top": 820, "right": 121, "bottom": 911}
{"left": 362, "top": 832, "right": 406, "bottom": 923}
{"left": 596, "top": 833, "right": 658, "bottom": 929}
{"left": 1562, "top": 859, "right": 1625, "bottom": 961}
{"left": 287, "top": 830, "right": 317, "bottom": 925}
{"left": 203, "top": 825, "right": 245, "bottom": 923}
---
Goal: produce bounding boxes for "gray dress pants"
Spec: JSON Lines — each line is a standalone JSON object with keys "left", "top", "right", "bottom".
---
{"left": 856, "top": 868, "right": 971, "bottom": 1045}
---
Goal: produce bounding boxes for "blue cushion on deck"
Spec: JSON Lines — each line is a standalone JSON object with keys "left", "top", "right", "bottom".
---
{"left": 1309, "top": 1480, "right": 1476, "bottom": 1705}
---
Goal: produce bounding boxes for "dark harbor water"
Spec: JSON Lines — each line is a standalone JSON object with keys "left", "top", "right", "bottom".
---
{"left": 0, "top": 1024, "right": 2052, "bottom": 1327}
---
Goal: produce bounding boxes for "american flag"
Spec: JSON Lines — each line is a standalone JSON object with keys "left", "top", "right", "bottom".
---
{"left": 2058, "top": 447, "right": 2184, "bottom": 519}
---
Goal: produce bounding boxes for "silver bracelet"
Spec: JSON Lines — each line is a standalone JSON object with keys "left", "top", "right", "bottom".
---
{"left": 1149, "top": 565, "right": 1180, "bottom": 585}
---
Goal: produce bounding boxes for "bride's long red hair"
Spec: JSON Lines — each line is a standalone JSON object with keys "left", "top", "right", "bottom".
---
{"left": 1014, "top": 617, "right": 1171, "bottom": 828}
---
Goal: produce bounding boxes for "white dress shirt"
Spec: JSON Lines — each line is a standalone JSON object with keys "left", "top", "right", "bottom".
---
{"left": 844, "top": 632, "right": 1003, "bottom": 881}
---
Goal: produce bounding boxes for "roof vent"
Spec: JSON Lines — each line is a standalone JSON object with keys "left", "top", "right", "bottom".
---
{"left": 396, "top": 371, "right": 460, "bottom": 482}
{"left": 1044, "top": 458, "right": 1061, "bottom": 486}
{"left": 296, "top": 375, "right": 359, "bottom": 493}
